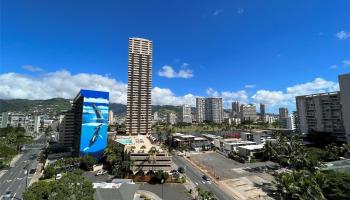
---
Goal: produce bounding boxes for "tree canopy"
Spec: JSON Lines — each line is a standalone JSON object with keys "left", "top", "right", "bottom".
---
{"left": 23, "top": 170, "right": 95, "bottom": 200}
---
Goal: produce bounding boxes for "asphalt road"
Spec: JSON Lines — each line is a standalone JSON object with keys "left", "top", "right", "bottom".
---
{"left": 172, "top": 155, "right": 235, "bottom": 200}
{"left": 0, "top": 136, "right": 46, "bottom": 200}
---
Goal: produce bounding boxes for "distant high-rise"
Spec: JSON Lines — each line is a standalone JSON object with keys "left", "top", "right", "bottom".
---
{"left": 196, "top": 98, "right": 205, "bottom": 123}
{"left": 231, "top": 101, "right": 240, "bottom": 117}
{"left": 205, "top": 98, "right": 223, "bottom": 123}
{"left": 108, "top": 110, "right": 114, "bottom": 125}
{"left": 181, "top": 105, "right": 192, "bottom": 123}
{"left": 260, "top": 103, "right": 266, "bottom": 121}
{"left": 167, "top": 113, "right": 177, "bottom": 125}
{"left": 240, "top": 104, "right": 257, "bottom": 122}
{"left": 260, "top": 103, "right": 265, "bottom": 115}
{"left": 126, "top": 38, "right": 153, "bottom": 135}
{"left": 279, "top": 107, "right": 289, "bottom": 119}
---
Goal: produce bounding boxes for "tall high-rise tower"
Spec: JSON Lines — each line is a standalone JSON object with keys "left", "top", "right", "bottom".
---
{"left": 260, "top": 103, "right": 265, "bottom": 115}
{"left": 232, "top": 101, "right": 240, "bottom": 117}
{"left": 126, "top": 38, "right": 153, "bottom": 135}
{"left": 196, "top": 98, "right": 205, "bottom": 123}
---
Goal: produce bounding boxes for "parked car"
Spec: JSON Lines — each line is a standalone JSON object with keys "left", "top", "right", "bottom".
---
{"left": 178, "top": 167, "right": 185, "bottom": 173}
{"left": 29, "top": 169, "right": 36, "bottom": 174}
{"left": 202, "top": 175, "right": 210, "bottom": 181}
{"left": 56, "top": 173, "right": 62, "bottom": 180}
{"left": 95, "top": 170, "right": 108, "bottom": 176}
{"left": 3, "top": 191, "right": 12, "bottom": 198}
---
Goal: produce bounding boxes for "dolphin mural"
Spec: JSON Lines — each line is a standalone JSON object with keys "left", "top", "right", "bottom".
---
{"left": 83, "top": 123, "right": 103, "bottom": 152}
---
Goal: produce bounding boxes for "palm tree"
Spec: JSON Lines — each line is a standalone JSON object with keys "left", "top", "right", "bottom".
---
{"left": 148, "top": 147, "right": 159, "bottom": 171}
{"left": 325, "top": 143, "right": 339, "bottom": 161}
{"left": 274, "top": 170, "right": 326, "bottom": 200}
{"left": 130, "top": 146, "right": 136, "bottom": 153}
{"left": 140, "top": 145, "right": 146, "bottom": 153}
{"left": 262, "top": 140, "right": 276, "bottom": 161}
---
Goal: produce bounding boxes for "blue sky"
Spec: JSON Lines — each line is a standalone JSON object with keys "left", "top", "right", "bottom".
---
{"left": 0, "top": 0, "right": 350, "bottom": 113}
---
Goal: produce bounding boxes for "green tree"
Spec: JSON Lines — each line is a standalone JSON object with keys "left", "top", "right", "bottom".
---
{"left": 44, "top": 164, "right": 56, "bottom": 179}
{"left": 80, "top": 155, "right": 97, "bottom": 171}
{"left": 23, "top": 170, "right": 94, "bottom": 200}
{"left": 196, "top": 187, "right": 217, "bottom": 200}
{"left": 274, "top": 170, "right": 326, "bottom": 200}
{"left": 321, "top": 171, "right": 350, "bottom": 200}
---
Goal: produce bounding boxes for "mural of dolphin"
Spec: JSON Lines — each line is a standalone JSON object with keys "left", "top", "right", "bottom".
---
{"left": 92, "top": 103, "right": 103, "bottom": 121}
{"left": 83, "top": 123, "right": 103, "bottom": 152}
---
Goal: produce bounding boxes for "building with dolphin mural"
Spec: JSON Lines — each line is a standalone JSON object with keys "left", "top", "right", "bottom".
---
{"left": 58, "top": 89, "right": 109, "bottom": 159}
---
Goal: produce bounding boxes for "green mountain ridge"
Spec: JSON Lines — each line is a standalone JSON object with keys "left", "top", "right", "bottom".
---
{"left": 0, "top": 98, "right": 183, "bottom": 116}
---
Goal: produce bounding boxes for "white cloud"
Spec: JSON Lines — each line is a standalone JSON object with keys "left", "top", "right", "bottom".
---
{"left": 343, "top": 60, "right": 350, "bottom": 67}
{"left": 330, "top": 65, "right": 338, "bottom": 69}
{"left": 158, "top": 65, "right": 193, "bottom": 79}
{"left": 152, "top": 87, "right": 196, "bottom": 106}
{"left": 213, "top": 9, "right": 223, "bottom": 16}
{"left": 237, "top": 8, "right": 244, "bottom": 15}
{"left": 22, "top": 65, "right": 44, "bottom": 72}
{"left": 0, "top": 69, "right": 197, "bottom": 106}
{"left": 206, "top": 88, "right": 248, "bottom": 108}
{"left": 336, "top": 30, "right": 350, "bottom": 40}
{"left": 0, "top": 70, "right": 128, "bottom": 104}
{"left": 245, "top": 84, "right": 256, "bottom": 89}
{"left": 181, "top": 62, "right": 190, "bottom": 68}
{"left": 252, "top": 78, "right": 339, "bottom": 110}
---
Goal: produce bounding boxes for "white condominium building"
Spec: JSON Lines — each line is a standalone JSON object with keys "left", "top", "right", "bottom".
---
{"left": 181, "top": 105, "right": 192, "bottom": 123}
{"left": 196, "top": 98, "right": 205, "bottom": 123}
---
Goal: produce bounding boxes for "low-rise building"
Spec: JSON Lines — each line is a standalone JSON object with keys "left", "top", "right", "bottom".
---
{"left": 237, "top": 144, "right": 264, "bottom": 157}
{"left": 213, "top": 138, "right": 256, "bottom": 153}
{"left": 171, "top": 133, "right": 210, "bottom": 151}
{"left": 116, "top": 136, "right": 172, "bottom": 173}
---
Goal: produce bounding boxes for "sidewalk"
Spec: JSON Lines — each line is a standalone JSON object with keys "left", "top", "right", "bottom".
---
{"left": 0, "top": 153, "right": 23, "bottom": 179}
{"left": 10, "top": 153, "right": 23, "bottom": 167}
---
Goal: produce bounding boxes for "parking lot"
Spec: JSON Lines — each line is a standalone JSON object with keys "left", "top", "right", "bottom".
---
{"left": 83, "top": 171, "right": 112, "bottom": 183}
{"left": 190, "top": 152, "right": 276, "bottom": 180}
{"left": 189, "top": 152, "right": 277, "bottom": 200}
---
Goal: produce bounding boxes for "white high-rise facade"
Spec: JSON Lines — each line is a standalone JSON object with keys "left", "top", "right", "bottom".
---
{"left": 181, "top": 105, "right": 192, "bottom": 123}
{"left": 126, "top": 38, "right": 153, "bottom": 135}
{"left": 339, "top": 73, "right": 350, "bottom": 143}
{"left": 196, "top": 98, "right": 205, "bottom": 123}
{"left": 205, "top": 98, "right": 223, "bottom": 123}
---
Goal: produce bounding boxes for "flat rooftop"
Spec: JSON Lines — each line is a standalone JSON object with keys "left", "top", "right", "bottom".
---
{"left": 225, "top": 141, "right": 256, "bottom": 146}
{"left": 238, "top": 144, "right": 264, "bottom": 150}
{"left": 114, "top": 135, "right": 163, "bottom": 153}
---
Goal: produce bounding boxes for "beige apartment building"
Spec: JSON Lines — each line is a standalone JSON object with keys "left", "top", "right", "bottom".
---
{"left": 126, "top": 38, "right": 153, "bottom": 135}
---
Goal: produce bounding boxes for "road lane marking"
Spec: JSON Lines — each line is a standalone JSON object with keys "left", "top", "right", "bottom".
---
{"left": 195, "top": 182, "right": 198, "bottom": 185}
{"left": 11, "top": 192, "right": 17, "bottom": 200}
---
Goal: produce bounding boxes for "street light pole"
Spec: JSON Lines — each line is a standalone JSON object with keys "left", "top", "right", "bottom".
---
{"left": 161, "top": 178, "right": 164, "bottom": 199}
{"left": 24, "top": 166, "right": 28, "bottom": 189}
